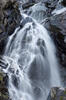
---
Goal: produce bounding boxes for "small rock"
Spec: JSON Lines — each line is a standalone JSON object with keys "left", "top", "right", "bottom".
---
{"left": 47, "top": 87, "right": 66, "bottom": 100}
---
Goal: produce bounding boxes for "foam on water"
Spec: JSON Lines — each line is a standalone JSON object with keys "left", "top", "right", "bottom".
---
{"left": 52, "top": 7, "right": 66, "bottom": 15}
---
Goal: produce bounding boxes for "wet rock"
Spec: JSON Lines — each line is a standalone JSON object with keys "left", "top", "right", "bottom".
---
{"left": 47, "top": 87, "right": 66, "bottom": 100}
{"left": 20, "top": 17, "right": 33, "bottom": 28}
{"left": 0, "top": 70, "right": 9, "bottom": 100}
{"left": 0, "top": 56, "right": 11, "bottom": 100}
{"left": 0, "top": 56, "right": 8, "bottom": 69}
{"left": 21, "top": 0, "right": 40, "bottom": 6}
{"left": 44, "top": 10, "right": 66, "bottom": 86}
{"left": 37, "top": 38, "right": 46, "bottom": 57}
{"left": 0, "top": 0, "right": 21, "bottom": 54}
{"left": 25, "top": 0, "right": 63, "bottom": 23}
{"left": 62, "top": 0, "right": 66, "bottom": 7}
{"left": 45, "top": 11, "right": 66, "bottom": 68}
{"left": 12, "top": 75, "right": 19, "bottom": 88}
{"left": 27, "top": 2, "right": 48, "bottom": 23}
{"left": 0, "top": 29, "right": 3, "bottom": 34}
{"left": 0, "top": 38, "right": 7, "bottom": 55}
{"left": 44, "top": 0, "right": 58, "bottom": 10}
{"left": 3, "top": 0, "right": 21, "bottom": 35}
{"left": 22, "top": 2, "right": 35, "bottom": 9}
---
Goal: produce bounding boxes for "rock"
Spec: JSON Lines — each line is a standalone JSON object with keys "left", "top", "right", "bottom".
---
{"left": 0, "top": 29, "right": 3, "bottom": 34}
{"left": 21, "top": 0, "right": 40, "bottom": 5}
{"left": 37, "top": 38, "right": 46, "bottom": 56}
{"left": 22, "top": 2, "right": 35, "bottom": 9}
{"left": 22, "top": 0, "right": 41, "bottom": 9}
{"left": 0, "top": 25, "right": 5, "bottom": 34}
{"left": 0, "top": 37, "right": 7, "bottom": 55}
{"left": 0, "top": 0, "right": 21, "bottom": 54}
{"left": 3, "top": 0, "right": 21, "bottom": 35}
{"left": 0, "top": 70, "right": 9, "bottom": 100}
{"left": 44, "top": 10, "right": 66, "bottom": 86}
{"left": 0, "top": 56, "right": 10, "bottom": 100}
{"left": 62, "top": 0, "right": 66, "bottom": 6}
{"left": 44, "top": 0, "right": 58, "bottom": 9}
{"left": 44, "top": 11, "right": 66, "bottom": 68}
{"left": 47, "top": 87, "right": 66, "bottom": 100}
{"left": 25, "top": 0, "right": 63, "bottom": 23}
{"left": 27, "top": 2, "right": 48, "bottom": 23}
{"left": 0, "top": 56, "right": 8, "bottom": 69}
{"left": 12, "top": 75, "right": 19, "bottom": 88}
{"left": 20, "top": 17, "right": 33, "bottom": 28}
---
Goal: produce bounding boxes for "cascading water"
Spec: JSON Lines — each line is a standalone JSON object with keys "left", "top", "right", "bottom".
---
{"left": 3, "top": 13, "right": 61, "bottom": 100}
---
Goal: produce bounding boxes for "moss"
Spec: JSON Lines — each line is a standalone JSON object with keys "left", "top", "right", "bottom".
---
{"left": 0, "top": 92, "right": 9, "bottom": 99}
{"left": 60, "top": 96, "right": 63, "bottom": 100}
{"left": 0, "top": 74, "right": 3, "bottom": 82}
{"left": 2, "top": 93, "right": 9, "bottom": 99}
{"left": 64, "top": 90, "right": 66, "bottom": 95}
{"left": 0, "top": 71, "right": 9, "bottom": 100}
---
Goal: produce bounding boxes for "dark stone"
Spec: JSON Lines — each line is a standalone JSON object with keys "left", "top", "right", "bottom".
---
{"left": 22, "top": 2, "right": 35, "bottom": 9}
{"left": 0, "top": 56, "right": 8, "bottom": 68}
{"left": 0, "top": 70, "right": 9, "bottom": 100}
{"left": 26, "top": 2, "right": 48, "bottom": 23}
{"left": 12, "top": 75, "right": 19, "bottom": 88}
{"left": 0, "top": 0, "right": 21, "bottom": 54}
{"left": 62, "top": 0, "right": 66, "bottom": 6}
{"left": 20, "top": 17, "right": 33, "bottom": 28}
{"left": 34, "top": 86, "right": 42, "bottom": 97}
{"left": 47, "top": 87, "right": 66, "bottom": 100}
{"left": 44, "top": 10, "right": 66, "bottom": 86}
{"left": 37, "top": 39, "right": 46, "bottom": 57}
{"left": 44, "top": 11, "right": 66, "bottom": 68}
{"left": 0, "top": 37, "right": 8, "bottom": 54}
{"left": 45, "top": 0, "right": 58, "bottom": 9}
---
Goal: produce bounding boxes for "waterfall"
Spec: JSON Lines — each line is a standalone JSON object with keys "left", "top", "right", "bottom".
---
{"left": 3, "top": 14, "right": 61, "bottom": 100}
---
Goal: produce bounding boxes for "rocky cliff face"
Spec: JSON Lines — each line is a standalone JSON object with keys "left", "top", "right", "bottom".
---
{"left": 0, "top": 0, "right": 21, "bottom": 100}
{"left": 45, "top": 11, "right": 66, "bottom": 68}
{"left": 0, "top": 0, "right": 21, "bottom": 54}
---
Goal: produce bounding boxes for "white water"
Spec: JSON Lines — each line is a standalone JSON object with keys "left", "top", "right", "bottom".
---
{"left": 52, "top": 7, "right": 66, "bottom": 15}
{"left": 3, "top": 13, "right": 61, "bottom": 100}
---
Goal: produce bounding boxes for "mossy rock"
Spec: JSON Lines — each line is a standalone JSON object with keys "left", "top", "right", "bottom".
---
{"left": 60, "top": 96, "right": 63, "bottom": 100}
{"left": 0, "top": 70, "right": 9, "bottom": 100}
{"left": 64, "top": 90, "right": 66, "bottom": 95}
{"left": 47, "top": 87, "right": 66, "bottom": 100}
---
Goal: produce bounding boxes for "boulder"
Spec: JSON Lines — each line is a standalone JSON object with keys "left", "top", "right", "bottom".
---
{"left": 47, "top": 87, "right": 66, "bottom": 100}
{"left": 0, "top": 70, "right": 9, "bottom": 100}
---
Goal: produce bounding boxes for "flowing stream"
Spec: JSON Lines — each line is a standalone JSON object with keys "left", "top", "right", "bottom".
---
{"left": 3, "top": 13, "right": 61, "bottom": 100}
